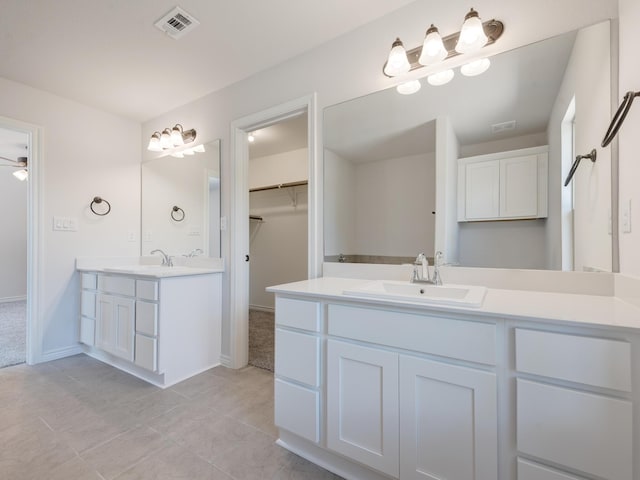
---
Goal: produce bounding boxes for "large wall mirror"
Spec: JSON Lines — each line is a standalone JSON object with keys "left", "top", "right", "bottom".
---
{"left": 324, "top": 21, "right": 615, "bottom": 272}
{"left": 141, "top": 139, "right": 221, "bottom": 257}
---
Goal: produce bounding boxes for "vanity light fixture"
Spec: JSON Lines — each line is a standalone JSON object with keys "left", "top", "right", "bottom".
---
{"left": 382, "top": 9, "right": 502, "bottom": 80}
{"left": 397, "top": 79, "right": 422, "bottom": 95}
{"left": 455, "top": 8, "right": 489, "bottom": 53}
{"left": 427, "top": 69, "right": 455, "bottom": 86}
{"left": 460, "top": 57, "right": 491, "bottom": 76}
{"left": 147, "top": 124, "right": 197, "bottom": 151}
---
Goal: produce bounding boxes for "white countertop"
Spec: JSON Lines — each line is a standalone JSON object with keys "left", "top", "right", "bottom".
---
{"left": 267, "top": 277, "right": 640, "bottom": 331}
{"left": 76, "top": 256, "right": 224, "bottom": 278}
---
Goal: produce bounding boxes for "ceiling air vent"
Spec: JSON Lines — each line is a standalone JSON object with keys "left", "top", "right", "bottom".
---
{"left": 154, "top": 6, "right": 200, "bottom": 40}
{"left": 491, "top": 120, "right": 516, "bottom": 134}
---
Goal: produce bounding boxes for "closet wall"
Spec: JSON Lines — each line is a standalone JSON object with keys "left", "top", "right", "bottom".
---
{"left": 249, "top": 147, "right": 308, "bottom": 310}
{"left": 0, "top": 169, "right": 27, "bottom": 301}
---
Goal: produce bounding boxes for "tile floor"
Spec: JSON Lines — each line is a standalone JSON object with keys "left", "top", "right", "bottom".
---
{"left": 0, "top": 354, "right": 342, "bottom": 480}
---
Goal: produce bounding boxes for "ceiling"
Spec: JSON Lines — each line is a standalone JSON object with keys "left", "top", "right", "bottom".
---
{"left": 249, "top": 113, "right": 308, "bottom": 158}
{"left": 0, "top": 0, "right": 415, "bottom": 122}
{"left": 324, "top": 30, "right": 577, "bottom": 163}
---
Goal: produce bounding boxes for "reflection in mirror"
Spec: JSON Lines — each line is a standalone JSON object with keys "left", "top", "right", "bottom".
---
{"left": 141, "top": 139, "right": 221, "bottom": 257}
{"left": 324, "top": 21, "right": 614, "bottom": 272}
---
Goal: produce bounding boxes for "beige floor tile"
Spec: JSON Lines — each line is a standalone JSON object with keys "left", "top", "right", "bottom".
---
{"left": 274, "top": 451, "right": 345, "bottom": 479}
{"left": 45, "top": 455, "right": 104, "bottom": 480}
{"left": 169, "top": 368, "right": 233, "bottom": 399}
{"left": 81, "top": 425, "right": 169, "bottom": 479}
{"left": 114, "top": 442, "right": 233, "bottom": 480}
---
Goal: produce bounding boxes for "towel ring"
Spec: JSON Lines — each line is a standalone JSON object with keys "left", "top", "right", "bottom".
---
{"left": 564, "top": 149, "right": 597, "bottom": 187}
{"left": 602, "top": 90, "right": 640, "bottom": 147}
{"left": 90, "top": 196, "right": 111, "bottom": 216}
{"left": 171, "top": 206, "right": 185, "bottom": 222}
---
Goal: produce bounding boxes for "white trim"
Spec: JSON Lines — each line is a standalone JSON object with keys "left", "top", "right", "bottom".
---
{"left": 0, "top": 295, "right": 27, "bottom": 303}
{"left": 229, "top": 94, "right": 317, "bottom": 369}
{"left": 0, "top": 116, "right": 42, "bottom": 365}
{"left": 220, "top": 353, "right": 233, "bottom": 368}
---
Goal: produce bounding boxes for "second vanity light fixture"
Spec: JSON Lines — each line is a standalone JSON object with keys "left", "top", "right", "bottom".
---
{"left": 383, "top": 8, "right": 504, "bottom": 94}
{"left": 147, "top": 124, "right": 198, "bottom": 157}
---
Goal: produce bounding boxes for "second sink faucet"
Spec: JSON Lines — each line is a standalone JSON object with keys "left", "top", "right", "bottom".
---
{"left": 150, "top": 249, "right": 173, "bottom": 267}
{"left": 410, "top": 251, "right": 443, "bottom": 285}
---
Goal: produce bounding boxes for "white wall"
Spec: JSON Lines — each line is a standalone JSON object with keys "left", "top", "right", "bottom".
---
{"left": 0, "top": 170, "right": 27, "bottom": 301}
{"left": 142, "top": 0, "right": 618, "bottom": 360}
{"left": 249, "top": 149, "right": 308, "bottom": 310}
{"left": 0, "top": 77, "right": 140, "bottom": 360}
{"left": 355, "top": 152, "right": 435, "bottom": 257}
{"left": 435, "top": 117, "right": 460, "bottom": 265}
{"left": 618, "top": 0, "right": 640, "bottom": 276}
{"left": 324, "top": 148, "right": 356, "bottom": 257}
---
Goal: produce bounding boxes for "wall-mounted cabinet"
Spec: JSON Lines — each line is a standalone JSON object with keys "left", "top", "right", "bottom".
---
{"left": 458, "top": 146, "right": 548, "bottom": 222}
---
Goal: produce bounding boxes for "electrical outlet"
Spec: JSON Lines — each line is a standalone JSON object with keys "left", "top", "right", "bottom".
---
{"left": 622, "top": 199, "right": 632, "bottom": 233}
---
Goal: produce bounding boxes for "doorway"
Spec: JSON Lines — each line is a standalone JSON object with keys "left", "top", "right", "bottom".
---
{"left": 229, "top": 94, "right": 318, "bottom": 369}
{"left": 0, "top": 122, "right": 35, "bottom": 367}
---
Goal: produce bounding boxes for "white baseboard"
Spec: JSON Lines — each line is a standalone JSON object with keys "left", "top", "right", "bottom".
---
{"left": 220, "top": 354, "right": 233, "bottom": 368}
{"left": 0, "top": 295, "right": 27, "bottom": 304}
{"left": 249, "top": 304, "right": 275, "bottom": 313}
{"left": 38, "top": 344, "right": 84, "bottom": 363}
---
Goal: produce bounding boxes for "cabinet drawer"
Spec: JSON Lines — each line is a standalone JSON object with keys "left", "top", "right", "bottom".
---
{"left": 515, "top": 329, "right": 631, "bottom": 391}
{"left": 81, "top": 292, "right": 96, "bottom": 318}
{"left": 80, "top": 317, "right": 95, "bottom": 346}
{"left": 328, "top": 304, "right": 496, "bottom": 365}
{"left": 276, "top": 297, "right": 320, "bottom": 332}
{"left": 98, "top": 275, "right": 135, "bottom": 296}
{"left": 518, "top": 458, "right": 587, "bottom": 480}
{"left": 136, "top": 280, "right": 158, "bottom": 301}
{"left": 136, "top": 301, "right": 158, "bottom": 336}
{"left": 81, "top": 273, "right": 97, "bottom": 290}
{"left": 135, "top": 334, "right": 157, "bottom": 372}
{"left": 275, "top": 328, "right": 320, "bottom": 387}
{"left": 517, "top": 379, "right": 632, "bottom": 480}
{"left": 274, "top": 379, "right": 320, "bottom": 443}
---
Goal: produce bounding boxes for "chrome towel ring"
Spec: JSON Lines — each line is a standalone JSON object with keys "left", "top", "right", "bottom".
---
{"left": 564, "top": 149, "right": 597, "bottom": 187}
{"left": 90, "top": 196, "right": 111, "bottom": 216}
{"left": 171, "top": 206, "right": 185, "bottom": 222}
{"left": 602, "top": 90, "right": 640, "bottom": 148}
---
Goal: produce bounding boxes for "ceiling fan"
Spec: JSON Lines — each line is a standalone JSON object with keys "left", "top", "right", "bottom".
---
{"left": 0, "top": 155, "right": 29, "bottom": 181}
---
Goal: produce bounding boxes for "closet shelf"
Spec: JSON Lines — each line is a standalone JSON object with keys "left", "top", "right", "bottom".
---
{"left": 249, "top": 180, "right": 307, "bottom": 193}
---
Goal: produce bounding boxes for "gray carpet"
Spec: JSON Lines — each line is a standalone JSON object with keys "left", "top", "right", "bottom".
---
{"left": 0, "top": 300, "right": 26, "bottom": 368}
{"left": 248, "top": 309, "right": 274, "bottom": 372}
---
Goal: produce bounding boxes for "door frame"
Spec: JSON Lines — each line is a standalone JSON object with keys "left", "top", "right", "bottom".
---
{"left": 228, "top": 93, "right": 319, "bottom": 368}
{"left": 0, "top": 115, "right": 42, "bottom": 364}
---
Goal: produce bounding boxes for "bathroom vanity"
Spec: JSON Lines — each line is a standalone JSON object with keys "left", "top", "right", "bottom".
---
{"left": 77, "top": 259, "right": 223, "bottom": 387}
{"left": 268, "top": 276, "right": 640, "bottom": 480}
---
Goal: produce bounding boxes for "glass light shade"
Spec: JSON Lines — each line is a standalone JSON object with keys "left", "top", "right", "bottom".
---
{"left": 460, "top": 57, "right": 491, "bottom": 76}
{"left": 192, "top": 144, "right": 206, "bottom": 153}
{"left": 427, "top": 69, "right": 454, "bottom": 86}
{"left": 384, "top": 38, "right": 411, "bottom": 77}
{"left": 13, "top": 169, "right": 28, "bottom": 181}
{"left": 182, "top": 148, "right": 195, "bottom": 155}
{"left": 396, "top": 80, "right": 421, "bottom": 95}
{"left": 170, "top": 125, "right": 184, "bottom": 146}
{"left": 170, "top": 151, "right": 184, "bottom": 158}
{"left": 160, "top": 129, "right": 173, "bottom": 149}
{"left": 455, "top": 9, "right": 488, "bottom": 53}
{"left": 147, "top": 132, "right": 162, "bottom": 151}
{"left": 418, "top": 25, "right": 448, "bottom": 66}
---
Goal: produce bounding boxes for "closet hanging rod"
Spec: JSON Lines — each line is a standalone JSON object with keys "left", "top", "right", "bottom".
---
{"left": 249, "top": 215, "right": 264, "bottom": 221}
{"left": 249, "top": 180, "right": 308, "bottom": 193}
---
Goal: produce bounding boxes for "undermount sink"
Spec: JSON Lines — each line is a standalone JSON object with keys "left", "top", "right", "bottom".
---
{"left": 343, "top": 280, "right": 487, "bottom": 308}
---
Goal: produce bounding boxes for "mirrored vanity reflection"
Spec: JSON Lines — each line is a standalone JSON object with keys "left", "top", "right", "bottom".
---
{"left": 141, "top": 139, "right": 221, "bottom": 257}
{"left": 324, "top": 21, "right": 615, "bottom": 272}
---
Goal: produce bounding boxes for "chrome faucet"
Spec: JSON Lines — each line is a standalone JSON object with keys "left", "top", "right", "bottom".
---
{"left": 150, "top": 249, "right": 173, "bottom": 267}
{"left": 411, "top": 253, "right": 432, "bottom": 284}
{"left": 432, "top": 251, "right": 444, "bottom": 286}
{"left": 185, "top": 248, "right": 203, "bottom": 257}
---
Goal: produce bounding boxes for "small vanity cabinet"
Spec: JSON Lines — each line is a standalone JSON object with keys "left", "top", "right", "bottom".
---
{"left": 80, "top": 270, "right": 221, "bottom": 388}
{"left": 457, "top": 146, "right": 548, "bottom": 221}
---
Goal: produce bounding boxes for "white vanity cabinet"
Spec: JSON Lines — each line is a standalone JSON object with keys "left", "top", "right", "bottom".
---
{"left": 458, "top": 146, "right": 548, "bottom": 221}
{"left": 79, "top": 270, "right": 221, "bottom": 388}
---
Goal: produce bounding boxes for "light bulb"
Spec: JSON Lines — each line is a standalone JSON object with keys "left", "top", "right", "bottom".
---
{"left": 147, "top": 132, "right": 162, "bottom": 151}
{"left": 419, "top": 25, "right": 448, "bottom": 66}
{"left": 383, "top": 38, "right": 411, "bottom": 77}
{"left": 248, "top": 134, "right": 255, "bottom": 143}
{"left": 170, "top": 125, "right": 184, "bottom": 146}
{"left": 455, "top": 8, "right": 488, "bottom": 54}
{"left": 396, "top": 80, "right": 422, "bottom": 95}
{"left": 427, "top": 69, "right": 454, "bottom": 86}
{"left": 160, "top": 129, "right": 172, "bottom": 149}
{"left": 460, "top": 58, "right": 491, "bottom": 76}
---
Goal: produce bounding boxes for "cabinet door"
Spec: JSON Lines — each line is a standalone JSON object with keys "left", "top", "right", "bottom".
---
{"left": 399, "top": 355, "right": 497, "bottom": 480}
{"left": 96, "top": 294, "right": 135, "bottom": 362}
{"left": 500, "top": 154, "right": 538, "bottom": 218}
{"left": 327, "top": 339, "right": 399, "bottom": 478}
{"left": 464, "top": 159, "right": 500, "bottom": 220}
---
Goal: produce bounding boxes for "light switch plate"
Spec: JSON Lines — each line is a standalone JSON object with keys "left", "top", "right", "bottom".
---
{"left": 53, "top": 216, "right": 78, "bottom": 232}
{"left": 622, "top": 199, "right": 632, "bottom": 233}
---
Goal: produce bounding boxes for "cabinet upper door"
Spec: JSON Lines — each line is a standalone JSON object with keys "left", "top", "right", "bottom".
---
{"left": 463, "top": 159, "right": 500, "bottom": 220}
{"left": 500, "top": 154, "right": 539, "bottom": 218}
{"left": 327, "top": 339, "right": 399, "bottom": 478}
